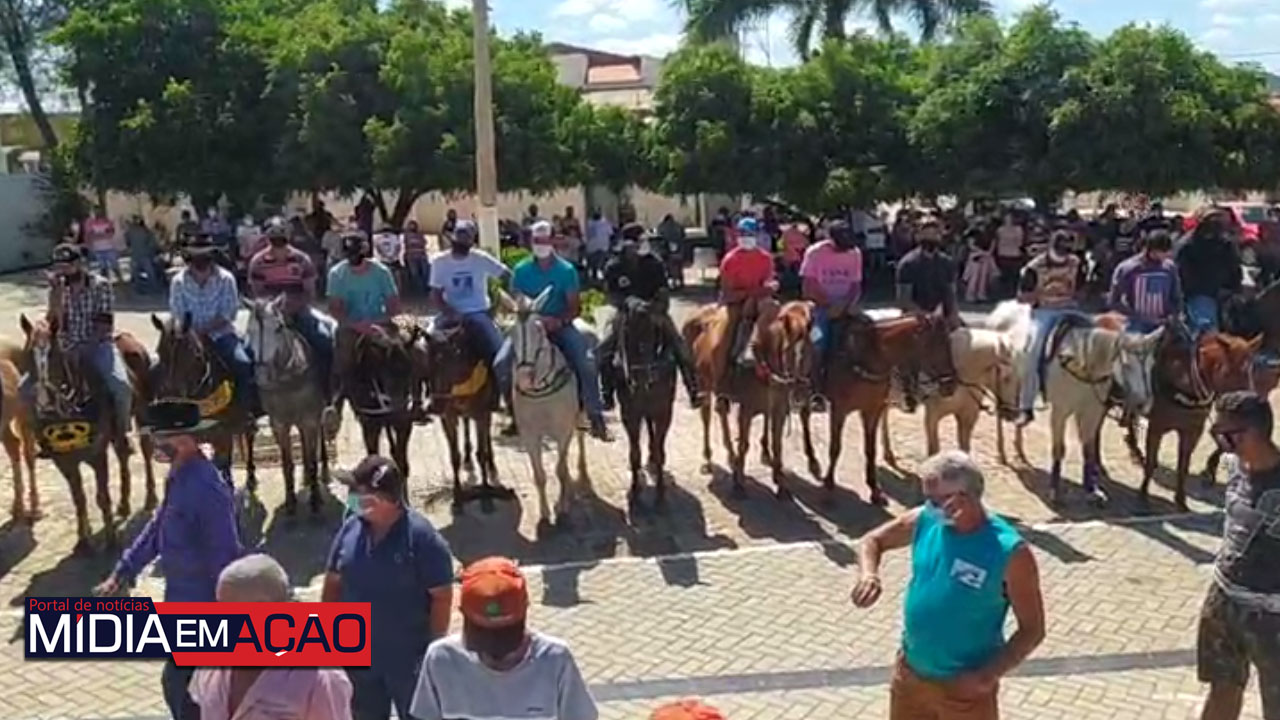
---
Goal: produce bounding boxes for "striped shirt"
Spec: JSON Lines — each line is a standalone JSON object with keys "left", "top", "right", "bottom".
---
{"left": 169, "top": 266, "right": 239, "bottom": 339}
{"left": 1109, "top": 255, "right": 1181, "bottom": 323}
{"left": 53, "top": 273, "right": 113, "bottom": 349}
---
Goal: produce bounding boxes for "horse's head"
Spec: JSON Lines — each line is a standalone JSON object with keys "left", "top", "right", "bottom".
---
{"left": 914, "top": 314, "right": 958, "bottom": 397}
{"left": 424, "top": 317, "right": 484, "bottom": 394}
{"left": 959, "top": 328, "right": 1020, "bottom": 421}
{"left": 757, "top": 301, "right": 814, "bottom": 403}
{"left": 511, "top": 289, "right": 560, "bottom": 394}
{"left": 151, "top": 311, "right": 214, "bottom": 398}
{"left": 245, "top": 296, "right": 307, "bottom": 381}
{"left": 20, "top": 314, "right": 79, "bottom": 411}
{"left": 618, "top": 301, "right": 668, "bottom": 387}
{"left": 1199, "top": 332, "right": 1264, "bottom": 394}
{"left": 1111, "top": 327, "right": 1165, "bottom": 415}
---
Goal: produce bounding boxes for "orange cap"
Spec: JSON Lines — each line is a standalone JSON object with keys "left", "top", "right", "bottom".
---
{"left": 651, "top": 700, "right": 727, "bottom": 720}
{"left": 459, "top": 556, "right": 529, "bottom": 628}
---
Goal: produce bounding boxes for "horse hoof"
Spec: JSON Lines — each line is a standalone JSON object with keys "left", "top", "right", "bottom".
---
{"left": 701, "top": 462, "right": 713, "bottom": 476}
{"left": 116, "top": 503, "right": 131, "bottom": 519}
{"left": 9, "top": 504, "right": 23, "bottom": 523}
{"left": 869, "top": 491, "right": 888, "bottom": 508}
{"left": 536, "top": 518, "right": 553, "bottom": 538}
{"left": 463, "top": 458, "right": 475, "bottom": 472}
{"left": 144, "top": 496, "right": 158, "bottom": 512}
{"left": 1176, "top": 499, "right": 1190, "bottom": 513}
{"left": 450, "top": 498, "right": 464, "bottom": 516}
{"left": 775, "top": 485, "right": 792, "bottom": 502}
{"left": 730, "top": 483, "right": 746, "bottom": 499}
{"left": 808, "top": 461, "right": 823, "bottom": 481}
{"left": 1088, "top": 490, "right": 1108, "bottom": 508}
{"left": 284, "top": 498, "right": 298, "bottom": 516}
{"left": 73, "top": 538, "right": 94, "bottom": 556}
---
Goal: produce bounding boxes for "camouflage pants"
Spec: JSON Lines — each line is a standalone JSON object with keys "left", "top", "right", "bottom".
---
{"left": 1197, "top": 583, "right": 1280, "bottom": 717}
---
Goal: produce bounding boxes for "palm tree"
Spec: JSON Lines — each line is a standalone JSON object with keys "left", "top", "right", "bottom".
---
{"left": 682, "top": 0, "right": 990, "bottom": 58}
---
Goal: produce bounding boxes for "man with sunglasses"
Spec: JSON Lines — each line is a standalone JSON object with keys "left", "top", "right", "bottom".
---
{"left": 1198, "top": 392, "right": 1280, "bottom": 720}
{"left": 851, "top": 451, "right": 1045, "bottom": 720}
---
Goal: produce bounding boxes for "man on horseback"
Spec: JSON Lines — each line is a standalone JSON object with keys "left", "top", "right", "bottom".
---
{"left": 170, "top": 234, "right": 262, "bottom": 417}
{"left": 328, "top": 232, "right": 402, "bottom": 409}
{"left": 508, "top": 221, "right": 611, "bottom": 440}
{"left": 248, "top": 217, "right": 336, "bottom": 415}
{"left": 23, "top": 243, "right": 133, "bottom": 430}
{"left": 599, "top": 222, "right": 700, "bottom": 410}
{"left": 718, "top": 216, "right": 778, "bottom": 382}
{"left": 1109, "top": 229, "right": 1182, "bottom": 334}
{"left": 1177, "top": 209, "right": 1242, "bottom": 335}
{"left": 803, "top": 219, "right": 863, "bottom": 410}
{"left": 895, "top": 216, "right": 957, "bottom": 411}
{"left": 428, "top": 219, "right": 511, "bottom": 404}
{"left": 1016, "top": 229, "right": 1084, "bottom": 427}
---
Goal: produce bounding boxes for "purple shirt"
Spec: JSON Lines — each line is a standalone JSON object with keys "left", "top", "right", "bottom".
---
{"left": 1109, "top": 255, "right": 1182, "bottom": 323}
{"left": 114, "top": 456, "right": 241, "bottom": 602}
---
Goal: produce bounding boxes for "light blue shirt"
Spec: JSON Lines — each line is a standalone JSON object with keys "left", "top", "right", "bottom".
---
{"left": 328, "top": 260, "right": 398, "bottom": 324}
{"left": 511, "top": 256, "right": 579, "bottom": 318}
{"left": 169, "top": 266, "right": 239, "bottom": 339}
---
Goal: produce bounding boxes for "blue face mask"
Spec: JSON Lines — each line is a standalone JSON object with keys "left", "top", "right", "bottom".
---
{"left": 345, "top": 491, "right": 365, "bottom": 518}
{"left": 923, "top": 499, "right": 955, "bottom": 526}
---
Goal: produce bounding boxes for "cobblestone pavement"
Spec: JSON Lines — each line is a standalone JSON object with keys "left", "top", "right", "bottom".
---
{"left": 0, "top": 272, "right": 1258, "bottom": 718}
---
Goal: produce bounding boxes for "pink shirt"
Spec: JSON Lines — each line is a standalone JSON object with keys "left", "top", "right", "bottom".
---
{"left": 85, "top": 218, "right": 116, "bottom": 252}
{"left": 800, "top": 240, "right": 863, "bottom": 300}
{"left": 190, "top": 667, "right": 352, "bottom": 720}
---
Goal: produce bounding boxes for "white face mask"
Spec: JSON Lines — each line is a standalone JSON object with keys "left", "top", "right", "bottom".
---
{"left": 532, "top": 244, "right": 554, "bottom": 259}
{"left": 738, "top": 235, "right": 758, "bottom": 250}
{"left": 637, "top": 241, "right": 652, "bottom": 256}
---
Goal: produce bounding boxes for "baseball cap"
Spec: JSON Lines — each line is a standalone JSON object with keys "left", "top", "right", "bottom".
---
{"left": 736, "top": 217, "right": 758, "bottom": 235}
{"left": 621, "top": 222, "right": 646, "bottom": 242}
{"left": 530, "top": 220, "right": 554, "bottom": 240}
{"left": 454, "top": 220, "right": 477, "bottom": 243}
{"left": 651, "top": 700, "right": 728, "bottom": 720}
{"left": 51, "top": 243, "right": 84, "bottom": 264}
{"left": 336, "top": 455, "right": 405, "bottom": 501}
{"left": 459, "top": 556, "right": 529, "bottom": 628}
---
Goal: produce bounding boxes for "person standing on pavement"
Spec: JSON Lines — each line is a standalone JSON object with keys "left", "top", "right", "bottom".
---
{"left": 402, "top": 220, "right": 431, "bottom": 295}
{"left": 94, "top": 399, "right": 242, "bottom": 720}
{"left": 585, "top": 209, "right": 615, "bottom": 284}
{"left": 322, "top": 455, "right": 454, "bottom": 720}
{"left": 410, "top": 556, "right": 598, "bottom": 720}
{"left": 190, "top": 554, "right": 353, "bottom": 720}
{"left": 852, "top": 451, "right": 1045, "bottom": 720}
{"left": 1197, "top": 392, "right": 1280, "bottom": 720}
{"left": 85, "top": 207, "right": 123, "bottom": 282}
{"left": 125, "top": 215, "right": 161, "bottom": 294}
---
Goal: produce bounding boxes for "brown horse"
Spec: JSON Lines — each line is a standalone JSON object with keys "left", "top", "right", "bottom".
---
{"left": 1, "top": 347, "right": 37, "bottom": 522}
{"left": 343, "top": 319, "right": 420, "bottom": 480}
{"left": 151, "top": 313, "right": 257, "bottom": 489}
{"left": 610, "top": 302, "right": 680, "bottom": 510}
{"left": 800, "top": 312, "right": 956, "bottom": 506}
{"left": 20, "top": 316, "right": 155, "bottom": 553}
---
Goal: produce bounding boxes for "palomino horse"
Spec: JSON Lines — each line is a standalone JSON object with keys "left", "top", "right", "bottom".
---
{"left": 800, "top": 312, "right": 956, "bottom": 506}
{"left": 510, "top": 290, "right": 589, "bottom": 532}
{"left": 422, "top": 317, "right": 504, "bottom": 512}
{"left": 151, "top": 314, "right": 257, "bottom": 489}
{"left": 1, "top": 345, "right": 37, "bottom": 522}
{"left": 245, "top": 297, "right": 333, "bottom": 515}
{"left": 990, "top": 301, "right": 1162, "bottom": 506}
{"left": 607, "top": 301, "right": 679, "bottom": 510}
{"left": 880, "top": 324, "right": 1020, "bottom": 466}
{"left": 20, "top": 316, "right": 155, "bottom": 553}
{"left": 343, "top": 318, "right": 420, "bottom": 481}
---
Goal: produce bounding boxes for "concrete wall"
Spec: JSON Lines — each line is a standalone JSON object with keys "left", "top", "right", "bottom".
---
{"left": 0, "top": 174, "right": 54, "bottom": 271}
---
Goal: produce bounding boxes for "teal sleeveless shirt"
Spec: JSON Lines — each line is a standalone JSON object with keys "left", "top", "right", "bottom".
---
{"left": 902, "top": 508, "right": 1023, "bottom": 679}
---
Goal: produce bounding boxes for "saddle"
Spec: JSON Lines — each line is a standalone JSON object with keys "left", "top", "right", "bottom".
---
{"left": 1037, "top": 313, "right": 1096, "bottom": 396}
{"left": 34, "top": 356, "right": 102, "bottom": 455}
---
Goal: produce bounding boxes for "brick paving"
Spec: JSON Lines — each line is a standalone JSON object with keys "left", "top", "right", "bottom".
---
{"left": 0, "top": 273, "right": 1262, "bottom": 719}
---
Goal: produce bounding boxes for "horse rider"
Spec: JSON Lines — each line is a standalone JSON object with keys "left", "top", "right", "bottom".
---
{"left": 718, "top": 216, "right": 778, "bottom": 387}
{"left": 170, "top": 234, "right": 262, "bottom": 417}
{"left": 803, "top": 219, "right": 864, "bottom": 411}
{"left": 1109, "top": 229, "right": 1183, "bottom": 334}
{"left": 21, "top": 243, "right": 133, "bottom": 436}
{"left": 598, "top": 222, "right": 701, "bottom": 410}
{"left": 1177, "top": 208, "right": 1242, "bottom": 336}
{"left": 506, "top": 220, "right": 611, "bottom": 440}
{"left": 427, "top": 219, "right": 512, "bottom": 407}
{"left": 328, "top": 231, "right": 405, "bottom": 414}
{"left": 248, "top": 217, "right": 336, "bottom": 415}
{"left": 1015, "top": 229, "right": 1085, "bottom": 427}
{"left": 894, "top": 215, "right": 958, "bottom": 410}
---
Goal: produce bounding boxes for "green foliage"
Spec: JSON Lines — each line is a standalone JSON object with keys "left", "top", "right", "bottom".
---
{"left": 500, "top": 245, "right": 531, "bottom": 269}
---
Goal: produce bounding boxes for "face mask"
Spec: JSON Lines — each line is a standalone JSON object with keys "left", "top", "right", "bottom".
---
{"left": 738, "top": 236, "right": 758, "bottom": 250}
{"left": 152, "top": 441, "right": 178, "bottom": 464}
{"left": 451, "top": 241, "right": 471, "bottom": 255}
{"left": 466, "top": 623, "right": 526, "bottom": 662}
{"left": 269, "top": 236, "right": 288, "bottom": 248}
{"left": 190, "top": 257, "right": 213, "bottom": 271}
{"left": 532, "top": 244, "right": 553, "bottom": 259}
{"left": 345, "top": 491, "right": 365, "bottom": 518}
{"left": 347, "top": 250, "right": 365, "bottom": 264}
{"left": 637, "top": 241, "right": 652, "bottom": 256}
{"left": 920, "top": 239, "right": 939, "bottom": 253}
{"left": 923, "top": 499, "right": 955, "bottom": 527}
{"left": 1051, "top": 245, "right": 1070, "bottom": 259}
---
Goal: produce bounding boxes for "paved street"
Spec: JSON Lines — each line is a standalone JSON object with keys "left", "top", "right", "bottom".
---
{"left": 0, "top": 271, "right": 1258, "bottom": 719}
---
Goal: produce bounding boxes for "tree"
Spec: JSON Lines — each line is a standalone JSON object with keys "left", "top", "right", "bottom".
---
{"left": 0, "top": 0, "right": 69, "bottom": 149}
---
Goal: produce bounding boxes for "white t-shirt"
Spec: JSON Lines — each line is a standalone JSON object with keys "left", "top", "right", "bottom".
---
{"left": 429, "top": 249, "right": 508, "bottom": 314}
{"left": 586, "top": 219, "right": 614, "bottom": 254}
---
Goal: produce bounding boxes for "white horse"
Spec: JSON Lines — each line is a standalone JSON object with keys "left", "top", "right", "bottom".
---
{"left": 881, "top": 325, "right": 1021, "bottom": 466}
{"left": 509, "top": 289, "right": 590, "bottom": 532}
{"left": 245, "top": 297, "right": 336, "bottom": 515}
{"left": 989, "top": 300, "right": 1162, "bottom": 506}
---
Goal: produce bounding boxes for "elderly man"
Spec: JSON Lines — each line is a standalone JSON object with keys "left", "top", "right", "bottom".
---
{"left": 852, "top": 451, "right": 1045, "bottom": 720}
{"left": 190, "top": 554, "right": 353, "bottom": 720}
{"left": 94, "top": 400, "right": 242, "bottom": 720}
{"left": 410, "top": 556, "right": 598, "bottom": 720}
{"left": 1198, "top": 392, "right": 1280, "bottom": 720}
{"left": 323, "top": 455, "right": 453, "bottom": 720}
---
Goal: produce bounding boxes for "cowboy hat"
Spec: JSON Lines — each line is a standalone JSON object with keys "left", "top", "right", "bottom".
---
{"left": 183, "top": 234, "right": 221, "bottom": 257}
{"left": 140, "top": 400, "right": 219, "bottom": 437}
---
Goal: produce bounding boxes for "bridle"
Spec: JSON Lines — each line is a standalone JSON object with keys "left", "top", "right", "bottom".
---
{"left": 249, "top": 303, "right": 309, "bottom": 388}
{"left": 158, "top": 325, "right": 220, "bottom": 401}
{"left": 619, "top": 306, "right": 671, "bottom": 393}
{"left": 513, "top": 314, "right": 571, "bottom": 398}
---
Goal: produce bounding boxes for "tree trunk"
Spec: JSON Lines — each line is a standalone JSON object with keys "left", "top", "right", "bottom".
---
{"left": 0, "top": 21, "right": 58, "bottom": 149}
{"left": 369, "top": 189, "right": 390, "bottom": 225}
{"left": 388, "top": 189, "right": 420, "bottom": 229}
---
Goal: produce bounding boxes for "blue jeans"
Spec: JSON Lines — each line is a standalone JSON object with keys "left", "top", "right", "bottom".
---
{"left": 91, "top": 248, "right": 120, "bottom": 279}
{"left": 130, "top": 253, "right": 159, "bottom": 293}
{"left": 209, "top": 332, "right": 258, "bottom": 408}
{"left": 1186, "top": 295, "right": 1219, "bottom": 335}
{"left": 161, "top": 659, "right": 199, "bottom": 720}
{"left": 88, "top": 341, "right": 133, "bottom": 424}
{"left": 811, "top": 306, "right": 830, "bottom": 356}
{"left": 346, "top": 660, "right": 420, "bottom": 720}
{"left": 1019, "top": 307, "right": 1081, "bottom": 412}
{"left": 496, "top": 321, "right": 604, "bottom": 417}
{"left": 406, "top": 255, "right": 430, "bottom": 293}
{"left": 461, "top": 311, "right": 510, "bottom": 393}
{"left": 292, "top": 308, "right": 335, "bottom": 395}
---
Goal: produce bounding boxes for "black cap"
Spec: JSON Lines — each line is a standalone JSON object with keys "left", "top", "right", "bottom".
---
{"left": 185, "top": 234, "right": 219, "bottom": 256}
{"left": 264, "top": 217, "right": 289, "bottom": 239}
{"left": 341, "top": 233, "right": 367, "bottom": 254}
{"left": 338, "top": 455, "right": 405, "bottom": 501}
{"left": 621, "top": 222, "right": 646, "bottom": 242}
{"left": 140, "top": 400, "right": 215, "bottom": 437}
{"left": 51, "top": 243, "right": 84, "bottom": 264}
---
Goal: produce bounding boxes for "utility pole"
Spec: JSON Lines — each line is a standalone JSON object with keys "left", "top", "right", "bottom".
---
{"left": 472, "top": 0, "right": 500, "bottom": 255}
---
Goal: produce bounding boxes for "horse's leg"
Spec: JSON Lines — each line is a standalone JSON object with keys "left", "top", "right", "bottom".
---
{"left": 527, "top": 439, "right": 553, "bottom": 532}
{"left": 996, "top": 408, "right": 1008, "bottom": 466}
{"left": 277, "top": 422, "right": 297, "bottom": 515}
{"left": 653, "top": 407, "right": 672, "bottom": 510}
{"left": 758, "top": 408, "right": 771, "bottom": 467}
{"left": 923, "top": 402, "right": 943, "bottom": 457}
{"left": 4, "top": 427, "right": 24, "bottom": 521}
{"left": 1139, "top": 419, "right": 1163, "bottom": 506}
{"left": 242, "top": 430, "right": 257, "bottom": 493}
{"left": 623, "top": 407, "right": 643, "bottom": 508}
{"left": 554, "top": 433, "right": 573, "bottom": 527}
{"left": 476, "top": 410, "right": 496, "bottom": 487}
{"left": 801, "top": 406, "right": 821, "bottom": 480}
{"left": 864, "top": 406, "right": 887, "bottom": 507}
{"left": 19, "top": 421, "right": 37, "bottom": 517}
{"left": 1015, "top": 423, "right": 1028, "bottom": 465}
{"left": 732, "top": 406, "right": 751, "bottom": 498}
{"left": 139, "top": 430, "right": 157, "bottom": 510}
{"left": 880, "top": 407, "right": 896, "bottom": 467}
{"left": 112, "top": 429, "right": 133, "bottom": 518}
{"left": 699, "top": 398, "right": 713, "bottom": 474}
{"left": 443, "top": 414, "right": 463, "bottom": 511}
{"left": 319, "top": 415, "right": 331, "bottom": 484}
{"left": 957, "top": 404, "right": 979, "bottom": 453}
{"left": 62, "top": 461, "right": 93, "bottom": 554}
{"left": 394, "top": 421, "right": 412, "bottom": 483}
{"left": 93, "top": 453, "right": 117, "bottom": 548}
{"left": 301, "top": 423, "right": 322, "bottom": 515}
{"left": 769, "top": 401, "right": 788, "bottom": 501}
{"left": 1202, "top": 447, "right": 1224, "bottom": 488}
{"left": 462, "top": 416, "right": 475, "bottom": 472}
{"left": 717, "top": 400, "right": 735, "bottom": 470}
{"left": 1075, "top": 406, "right": 1108, "bottom": 506}
{"left": 1174, "top": 426, "right": 1198, "bottom": 512}
{"left": 824, "top": 409, "right": 848, "bottom": 497}
{"left": 1124, "top": 412, "right": 1144, "bottom": 466}
{"left": 1049, "top": 406, "right": 1068, "bottom": 506}
{"left": 360, "top": 419, "right": 380, "bottom": 457}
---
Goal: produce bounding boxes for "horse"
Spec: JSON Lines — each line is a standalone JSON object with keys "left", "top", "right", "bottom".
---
{"left": 880, "top": 324, "right": 1020, "bottom": 466}
{"left": 244, "top": 297, "right": 333, "bottom": 515}
{"left": 607, "top": 301, "right": 679, "bottom": 510}
{"left": 342, "top": 318, "right": 421, "bottom": 481}
{"left": 20, "top": 316, "right": 155, "bottom": 553}
{"left": 0, "top": 350, "right": 37, "bottom": 522}
{"left": 989, "top": 301, "right": 1163, "bottom": 506}
{"left": 151, "top": 313, "right": 257, "bottom": 489}
{"left": 509, "top": 290, "right": 589, "bottom": 532}
{"left": 800, "top": 312, "right": 956, "bottom": 506}
{"left": 422, "top": 316, "right": 503, "bottom": 511}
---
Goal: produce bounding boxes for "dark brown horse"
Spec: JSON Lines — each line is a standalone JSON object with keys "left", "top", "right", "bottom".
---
{"left": 343, "top": 318, "right": 420, "bottom": 480}
{"left": 21, "top": 316, "right": 155, "bottom": 553}
{"left": 151, "top": 313, "right": 257, "bottom": 489}
{"left": 422, "top": 319, "right": 501, "bottom": 512}
{"left": 800, "top": 312, "right": 956, "bottom": 506}
{"left": 611, "top": 302, "right": 679, "bottom": 510}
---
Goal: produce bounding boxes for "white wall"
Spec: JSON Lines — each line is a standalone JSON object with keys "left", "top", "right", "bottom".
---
{"left": 0, "top": 174, "right": 53, "bottom": 271}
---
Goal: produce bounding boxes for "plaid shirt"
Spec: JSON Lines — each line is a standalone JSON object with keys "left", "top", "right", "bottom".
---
{"left": 169, "top": 266, "right": 239, "bottom": 339}
{"left": 53, "top": 273, "right": 114, "bottom": 349}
